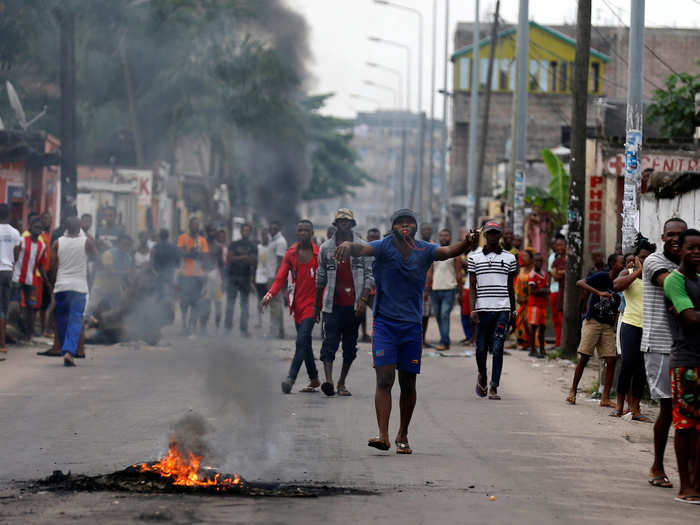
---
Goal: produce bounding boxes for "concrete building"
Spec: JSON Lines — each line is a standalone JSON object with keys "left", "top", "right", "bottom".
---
{"left": 449, "top": 20, "right": 700, "bottom": 226}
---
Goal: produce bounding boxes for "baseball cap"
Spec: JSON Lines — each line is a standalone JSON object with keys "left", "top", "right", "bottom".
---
{"left": 333, "top": 208, "right": 356, "bottom": 226}
{"left": 483, "top": 220, "right": 503, "bottom": 233}
{"left": 391, "top": 208, "right": 418, "bottom": 227}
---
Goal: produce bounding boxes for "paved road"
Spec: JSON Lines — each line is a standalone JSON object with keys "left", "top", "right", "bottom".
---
{"left": 0, "top": 318, "right": 697, "bottom": 524}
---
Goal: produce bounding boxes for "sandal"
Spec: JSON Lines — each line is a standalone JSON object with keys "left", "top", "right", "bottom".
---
{"left": 565, "top": 394, "right": 576, "bottom": 405}
{"left": 475, "top": 374, "right": 487, "bottom": 398}
{"left": 367, "top": 437, "right": 390, "bottom": 451}
{"left": 395, "top": 441, "right": 412, "bottom": 455}
{"left": 674, "top": 495, "right": 700, "bottom": 505}
{"left": 648, "top": 475, "right": 673, "bottom": 488}
{"left": 321, "top": 382, "right": 335, "bottom": 396}
{"left": 337, "top": 386, "right": 352, "bottom": 396}
{"left": 632, "top": 414, "right": 651, "bottom": 423}
{"left": 609, "top": 409, "right": 622, "bottom": 417}
{"left": 300, "top": 379, "right": 320, "bottom": 393}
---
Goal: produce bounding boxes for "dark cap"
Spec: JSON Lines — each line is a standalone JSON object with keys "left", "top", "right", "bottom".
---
{"left": 391, "top": 209, "right": 418, "bottom": 227}
{"left": 483, "top": 220, "right": 503, "bottom": 233}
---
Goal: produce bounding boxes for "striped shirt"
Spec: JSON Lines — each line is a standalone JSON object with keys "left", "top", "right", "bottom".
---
{"left": 468, "top": 249, "right": 517, "bottom": 312}
{"left": 12, "top": 236, "right": 47, "bottom": 287}
{"left": 641, "top": 251, "right": 678, "bottom": 354}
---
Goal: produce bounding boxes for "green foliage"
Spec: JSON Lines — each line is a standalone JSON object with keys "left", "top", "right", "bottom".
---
{"left": 647, "top": 71, "right": 700, "bottom": 138}
{"left": 527, "top": 148, "right": 570, "bottom": 227}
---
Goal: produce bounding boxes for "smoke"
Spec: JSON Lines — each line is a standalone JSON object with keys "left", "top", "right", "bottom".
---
{"left": 169, "top": 413, "right": 210, "bottom": 459}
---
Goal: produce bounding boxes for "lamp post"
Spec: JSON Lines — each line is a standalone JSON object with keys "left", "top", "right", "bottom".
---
{"left": 350, "top": 93, "right": 381, "bottom": 107}
{"left": 368, "top": 36, "right": 411, "bottom": 110}
{"left": 363, "top": 80, "right": 399, "bottom": 108}
{"left": 366, "top": 62, "right": 404, "bottom": 109}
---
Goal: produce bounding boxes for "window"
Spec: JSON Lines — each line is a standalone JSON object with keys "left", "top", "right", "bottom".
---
{"left": 498, "top": 58, "right": 508, "bottom": 90}
{"left": 539, "top": 60, "right": 549, "bottom": 92}
{"left": 459, "top": 57, "right": 470, "bottom": 90}
{"left": 559, "top": 61, "right": 568, "bottom": 92}
{"left": 529, "top": 60, "right": 539, "bottom": 91}
{"left": 480, "top": 58, "right": 488, "bottom": 89}
{"left": 550, "top": 61, "right": 558, "bottom": 91}
{"left": 591, "top": 62, "right": 600, "bottom": 93}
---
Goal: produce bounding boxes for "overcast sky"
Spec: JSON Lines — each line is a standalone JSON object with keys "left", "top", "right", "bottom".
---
{"left": 290, "top": 0, "right": 700, "bottom": 119}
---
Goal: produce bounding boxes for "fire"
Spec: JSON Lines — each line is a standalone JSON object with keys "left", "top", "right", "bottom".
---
{"left": 136, "top": 441, "right": 242, "bottom": 490}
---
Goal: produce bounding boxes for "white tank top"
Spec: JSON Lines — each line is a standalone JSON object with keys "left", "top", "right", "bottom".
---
{"left": 54, "top": 235, "right": 89, "bottom": 294}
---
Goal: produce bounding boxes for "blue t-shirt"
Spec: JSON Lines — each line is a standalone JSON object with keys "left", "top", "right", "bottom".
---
{"left": 369, "top": 235, "right": 438, "bottom": 324}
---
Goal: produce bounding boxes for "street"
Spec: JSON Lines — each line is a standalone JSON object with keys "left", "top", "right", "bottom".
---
{"left": 0, "top": 315, "right": 696, "bottom": 525}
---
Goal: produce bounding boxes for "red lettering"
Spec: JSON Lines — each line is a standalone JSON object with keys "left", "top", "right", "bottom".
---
{"left": 589, "top": 228, "right": 601, "bottom": 244}
{"left": 590, "top": 190, "right": 603, "bottom": 200}
{"left": 677, "top": 159, "right": 684, "bottom": 171}
{"left": 589, "top": 212, "right": 602, "bottom": 222}
{"left": 688, "top": 159, "right": 698, "bottom": 171}
{"left": 652, "top": 157, "right": 660, "bottom": 170}
{"left": 663, "top": 159, "right": 674, "bottom": 171}
{"left": 590, "top": 175, "right": 604, "bottom": 188}
{"left": 589, "top": 201, "right": 602, "bottom": 211}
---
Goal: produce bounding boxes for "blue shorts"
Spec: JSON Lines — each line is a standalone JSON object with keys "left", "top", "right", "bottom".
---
{"left": 372, "top": 315, "right": 422, "bottom": 374}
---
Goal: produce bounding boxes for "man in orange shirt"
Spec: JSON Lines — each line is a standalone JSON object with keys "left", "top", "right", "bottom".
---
{"left": 177, "top": 217, "right": 209, "bottom": 335}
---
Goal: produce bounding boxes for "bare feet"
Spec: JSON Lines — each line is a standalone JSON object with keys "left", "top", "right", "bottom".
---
{"left": 63, "top": 354, "right": 76, "bottom": 367}
{"left": 599, "top": 399, "right": 616, "bottom": 408}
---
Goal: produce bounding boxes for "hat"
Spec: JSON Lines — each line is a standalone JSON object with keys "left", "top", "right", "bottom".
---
{"left": 390, "top": 208, "right": 418, "bottom": 227}
{"left": 333, "top": 208, "right": 356, "bottom": 227}
{"left": 483, "top": 220, "right": 503, "bottom": 233}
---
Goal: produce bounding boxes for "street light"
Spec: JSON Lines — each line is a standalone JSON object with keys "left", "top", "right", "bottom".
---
{"left": 363, "top": 80, "right": 399, "bottom": 108}
{"left": 350, "top": 93, "right": 381, "bottom": 107}
{"left": 366, "top": 62, "right": 404, "bottom": 109}
{"left": 367, "top": 36, "right": 411, "bottom": 110}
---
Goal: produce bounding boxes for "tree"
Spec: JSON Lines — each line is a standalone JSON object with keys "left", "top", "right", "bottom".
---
{"left": 647, "top": 70, "right": 700, "bottom": 138}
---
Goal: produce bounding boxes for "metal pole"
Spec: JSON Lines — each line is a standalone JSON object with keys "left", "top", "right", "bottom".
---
{"left": 439, "top": 0, "right": 449, "bottom": 231}
{"left": 622, "top": 0, "right": 645, "bottom": 253}
{"left": 428, "top": 0, "right": 438, "bottom": 223}
{"left": 58, "top": 7, "right": 77, "bottom": 222}
{"left": 400, "top": 128, "right": 408, "bottom": 206}
{"left": 475, "top": 0, "right": 500, "bottom": 229}
{"left": 507, "top": 0, "right": 528, "bottom": 237}
{"left": 416, "top": 11, "right": 425, "bottom": 220}
{"left": 466, "top": 0, "right": 480, "bottom": 229}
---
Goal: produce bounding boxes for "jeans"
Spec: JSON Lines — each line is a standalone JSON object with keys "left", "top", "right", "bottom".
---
{"left": 55, "top": 291, "right": 87, "bottom": 357}
{"left": 461, "top": 315, "right": 472, "bottom": 340}
{"left": 476, "top": 310, "right": 510, "bottom": 388}
{"left": 288, "top": 317, "right": 318, "bottom": 382}
{"left": 225, "top": 278, "right": 250, "bottom": 333}
{"left": 320, "top": 304, "right": 358, "bottom": 364}
{"left": 431, "top": 289, "right": 456, "bottom": 346}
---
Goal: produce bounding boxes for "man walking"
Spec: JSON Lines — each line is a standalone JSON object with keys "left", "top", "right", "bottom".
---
{"left": 335, "top": 209, "right": 478, "bottom": 454}
{"left": 267, "top": 220, "right": 288, "bottom": 339}
{"left": 429, "top": 228, "right": 463, "bottom": 351}
{"left": 152, "top": 229, "right": 180, "bottom": 324}
{"left": 663, "top": 228, "right": 700, "bottom": 504}
{"left": 261, "top": 220, "right": 320, "bottom": 394}
{"left": 177, "top": 218, "right": 209, "bottom": 334}
{"left": 0, "top": 204, "right": 21, "bottom": 357}
{"left": 225, "top": 223, "right": 257, "bottom": 336}
{"left": 565, "top": 253, "right": 624, "bottom": 407}
{"left": 642, "top": 217, "right": 687, "bottom": 489}
{"left": 254, "top": 228, "right": 275, "bottom": 329}
{"left": 50, "top": 217, "right": 96, "bottom": 367}
{"left": 469, "top": 221, "right": 517, "bottom": 400}
{"left": 314, "top": 209, "right": 373, "bottom": 397}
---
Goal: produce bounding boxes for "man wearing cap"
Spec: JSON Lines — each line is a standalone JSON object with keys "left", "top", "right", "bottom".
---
{"left": 335, "top": 209, "right": 478, "bottom": 454}
{"left": 468, "top": 220, "right": 517, "bottom": 400}
{"left": 314, "top": 209, "right": 373, "bottom": 397}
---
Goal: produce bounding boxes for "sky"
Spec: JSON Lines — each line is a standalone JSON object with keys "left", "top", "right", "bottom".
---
{"left": 290, "top": 0, "right": 700, "bottom": 119}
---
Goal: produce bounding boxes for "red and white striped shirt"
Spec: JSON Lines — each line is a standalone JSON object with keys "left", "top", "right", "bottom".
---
{"left": 12, "top": 237, "right": 47, "bottom": 286}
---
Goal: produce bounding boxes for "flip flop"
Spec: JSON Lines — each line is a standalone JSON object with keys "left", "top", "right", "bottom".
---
{"left": 337, "top": 386, "right": 352, "bottom": 396}
{"left": 63, "top": 358, "right": 76, "bottom": 367}
{"left": 321, "top": 382, "right": 335, "bottom": 396}
{"left": 632, "top": 414, "right": 651, "bottom": 423}
{"left": 368, "top": 437, "right": 390, "bottom": 451}
{"left": 299, "top": 386, "right": 318, "bottom": 393}
{"left": 565, "top": 394, "right": 576, "bottom": 405}
{"left": 395, "top": 441, "right": 412, "bottom": 455}
{"left": 281, "top": 379, "right": 293, "bottom": 394}
{"left": 488, "top": 392, "right": 501, "bottom": 400}
{"left": 37, "top": 349, "right": 61, "bottom": 357}
{"left": 674, "top": 495, "right": 700, "bottom": 505}
{"left": 475, "top": 374, "right": 487, "bottom": 398}
{"left": 609, "top": 409, "right": 622, "bottom": 417}
{"left": 648, "top": 475, "right": 673, "bottom": 488}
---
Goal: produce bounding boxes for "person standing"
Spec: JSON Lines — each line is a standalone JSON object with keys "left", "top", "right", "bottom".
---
{"left": 514, "top": 249, "right": 534, "bottom": 350}
{"left": 469, "top": 221, "right": 517, "bottom": 400}
{"left": 663, "top": 228, "right": 700, "bottom": 504}
{"left": 225, "top": 223, "right": 257, "bottom": 336}
{"left": 151, "top": 229, "right": 180, "bottom": 325}
{"left": 254, "top": 228, "right": 276, "bottom": 330}
{"left": 50, "top": 216, "right": 96, "bottom": 367}
{"left": 428, "top": 228, "right": 463, "bottom": 351}
{"left": 420, "top": 223, "right": 434, "bottom": 348}
{"left": 334, "top": 209, "right": 478, "bottom": 454}
{"left": 177, "top": 218, "right": 209, "bottom": 334}
{"left": 37, "top": 211, "right": 53, "bottom": 335}
{"left": 642, "top": 217, "right": 687, "bottom": 489}
{"left": 13, "top": 217, "right": 49, "bottom": 339}
{"left": 359, "top": 227, "right": 381, "bottom": 343}
{"left": 96, "top": 206, "right": 127, "bottom": 252}
{"left": 501, "top": 227, "right": 519, "bottom": 257}
{"left": 262, "top": 220, "right": 320, "bottom": 394}
{"left": 314, "top": 209, "right": 373, "bottom": 397}
{"left": 548, "top": 233, "right": 566, "bottom": 347}
{"left": 565, "top": 253, "right": 624, "bottom": 407}
{"left": 611, "top": 237, "right": 656, "bottom": 421}
{"left": 0, "top": 204, "right": 21, "bottom": 357}
{"left": 527, "top": 252, "right": 549, "bottom": 359}
{"left": 134, "top": 231, "right": 152, "bottom": 269}
{"left": 267, "top": 220, "right": 288, "bottom": 339}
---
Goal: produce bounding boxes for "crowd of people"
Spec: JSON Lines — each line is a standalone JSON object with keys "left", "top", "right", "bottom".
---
{"left": 1, "top": 202, "right": 698, "bottom": 504}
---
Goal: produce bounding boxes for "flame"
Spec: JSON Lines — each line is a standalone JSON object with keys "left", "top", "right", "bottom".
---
{"left": 136, "top": 441, "right": 241, "bottom": 490}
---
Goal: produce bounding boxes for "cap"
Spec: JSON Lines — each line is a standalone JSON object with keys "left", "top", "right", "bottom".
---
{"left": 390, "top": 208, "right": 418, "bottom": 227}
{"left": 333, "top": 208, "right": 356, "bottom": 226}
{"left": 483, "top": 220, "right": 503, "bottom": 233}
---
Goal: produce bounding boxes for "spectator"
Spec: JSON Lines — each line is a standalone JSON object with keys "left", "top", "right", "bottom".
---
{"left": 359, "top": 227, "right": 381, "bottom": 342}
{"left": 177, "top": 217, "right": 209, "bottom": 335}
{"left": 151, "top": 229, "right": 180, "bottom": 324}
{"left": 96, "top": 205, "right": 127, "bottom": 251}
{"left": 428, "top": 228, "right": 463, "bottom": 351}
{"left": 548, "top": 233, "right": 566, "bottom": 347}
{"left": 267, "top": 220, "right": 288, "bottom": 339}
{"left": 134, "top": 231, "right": 152, "bottom": 269}
{"left": 12, "top": 217, "right": 49, "bottom": 339}
{"left": 527, "top": 252, "right": 549, "bottom": 359}
{"left": 566, "top": 253, "right": 624, "bottom": 407}
{"left": 254, "top": 228, "right": 275, "bottom": 329}
{"left": 420, "top": 223, "right": 434, "bottom": 348}
{"left": 0, "top": 204, "right": 21, "bottom": 356}
{"left": 514, "top": 248, "right": 534, "bottom": 350}
{"left": 225, "top": 223, "right": 257, "bottom": 336}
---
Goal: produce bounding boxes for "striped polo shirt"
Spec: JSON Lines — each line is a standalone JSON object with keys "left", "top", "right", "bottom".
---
{"left": 12, "top": 236, "right": 47, "bottom": 287}
{"left": 468, "top": 248, "right": 517, "bottom": 312}
{"left": 641, "top": 251, "right": 678, "bottom": 354}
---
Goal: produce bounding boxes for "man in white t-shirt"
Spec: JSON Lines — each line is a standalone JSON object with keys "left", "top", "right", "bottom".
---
{"left": 267, "top": 221, "right": 288, "bottom": 339}
{"left": 0, "top": 204, "right": 21, "bottom": 356}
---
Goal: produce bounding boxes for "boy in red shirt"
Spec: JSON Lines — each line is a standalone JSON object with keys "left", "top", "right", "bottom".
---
{"left": 13, "top": 217, "right": 49, "bottom": 339}
{"left": 262, "top": 220, "right": 320, "bottom": 394}
{"left": 528, "top": 252, "right": 549, "bottom": 359}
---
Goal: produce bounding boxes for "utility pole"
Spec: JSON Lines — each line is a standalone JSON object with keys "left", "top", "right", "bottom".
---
{"left": 622, "top": 0, "right": 645, "bottom": 253}
{"left": 506, "top": 0, "right": 528, "bottom": 237}
{"left": 428, "top": 0, "right": 438, "bottom": 223}
{"left": 439, "top": 0, "right": 450, "bottom": 231}
{"left": 58, "top": 6, "right": 77, "bottom": 222}
{"left": 562, "top": 0, "right": 592, "bottom": 358}
{"left": 465, "top": 0, "right": 480, "bottom": 229}
{"left": 475, "top": 0, "right": 500, "bottom": 227}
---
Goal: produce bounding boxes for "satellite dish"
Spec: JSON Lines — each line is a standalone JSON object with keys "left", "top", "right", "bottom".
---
{"left": 5, "top": 81, "right": 47, "bottom": 130}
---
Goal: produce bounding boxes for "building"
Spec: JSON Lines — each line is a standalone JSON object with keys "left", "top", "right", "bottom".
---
{"left": 449, "top": 20, "right": 700, "bottom": 227}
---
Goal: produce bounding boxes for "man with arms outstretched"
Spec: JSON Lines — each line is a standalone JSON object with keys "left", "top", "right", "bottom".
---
{"left": 335, "top": 209, "right": 477, "bottom": 454}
